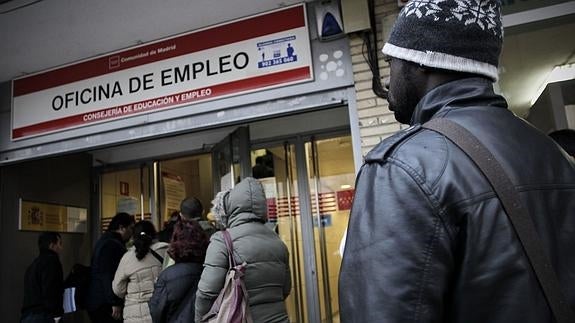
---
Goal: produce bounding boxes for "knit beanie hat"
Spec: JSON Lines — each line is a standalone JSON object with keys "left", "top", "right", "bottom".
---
{"left": 382, "top": 0, "right": 503, "bottom": 81}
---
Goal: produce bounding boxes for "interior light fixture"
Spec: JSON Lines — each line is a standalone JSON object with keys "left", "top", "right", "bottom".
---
{"left": 340, "top": 184, "right": 352, "bottom": 189}
{"left": 531, "top": 63, "right": 575, "bottom": 106}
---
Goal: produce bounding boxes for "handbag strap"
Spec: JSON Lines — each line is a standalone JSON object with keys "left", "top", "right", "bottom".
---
{"left": 149, "top": 248, "right": 164, "bottom": 264}
{"left": 422, "top": 118, "right": 575, "bottom": 323}
{"left": 222, "top": 229, "right": 236, "bottom": 268}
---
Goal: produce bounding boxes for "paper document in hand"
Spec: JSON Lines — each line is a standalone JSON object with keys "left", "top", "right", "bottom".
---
{"left": 63, "top": 287, "right": 76, "bottom": 313}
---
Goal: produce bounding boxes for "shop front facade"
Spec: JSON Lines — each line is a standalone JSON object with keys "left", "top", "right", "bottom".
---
{"left": 0, "top": 3, "right": 361, "bottom": 322}
{"left": 1, "top": 0, "right": 573, "bottom": 322}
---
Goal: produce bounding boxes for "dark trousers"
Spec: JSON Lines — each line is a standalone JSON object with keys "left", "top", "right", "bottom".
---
{"left": 88, "top": 306, "right": 121, "bottom": 323}
{"left": 21, "top": 312, "right": 54, "bottom": 323}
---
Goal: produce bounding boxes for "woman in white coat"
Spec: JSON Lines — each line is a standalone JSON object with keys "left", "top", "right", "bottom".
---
{"left": 113, "top": 220, "right": 168, "bottom": 323}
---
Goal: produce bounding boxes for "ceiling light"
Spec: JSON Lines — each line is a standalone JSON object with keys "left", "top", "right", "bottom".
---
{"left": 340, "top": 184, "right": 352, "bottom": 189}
{"left": 531, "top": 63, "right": 575, "bottom": 106}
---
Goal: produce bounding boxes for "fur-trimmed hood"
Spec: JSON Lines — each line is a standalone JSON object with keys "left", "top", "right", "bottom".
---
{"left": 210, "top": 177, "right": 267, "bottom": 228}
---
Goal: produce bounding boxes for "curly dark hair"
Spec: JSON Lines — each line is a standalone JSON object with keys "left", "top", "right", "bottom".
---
{"left": 168, "top": 220, "right": 209, "bottom": 263}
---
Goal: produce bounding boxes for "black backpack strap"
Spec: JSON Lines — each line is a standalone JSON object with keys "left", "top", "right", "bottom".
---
{"left": 149, "top": 248, "right": 164, "bottom": 264}
{"left": 423, "top": 118, "right": 575, "bottom": 323}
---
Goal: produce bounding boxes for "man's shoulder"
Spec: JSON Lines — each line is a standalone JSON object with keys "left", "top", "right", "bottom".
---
{"left": 362, "top": 122, "right": 454, "bottom": 187}
{"left": 95, "top": 233, "right": 125, "bottom": 253}
{"left": 37, "top": 251, "right": 61, "bottom": 266}
{"left": 364, "top": 124, "right": 423, "bottom": 163}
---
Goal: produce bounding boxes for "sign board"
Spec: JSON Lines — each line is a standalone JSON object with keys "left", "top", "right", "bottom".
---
{"left": 117, "top": 196, "right": 139, "bottom": 216}
{"left": 11, "top": 4, "right": 312, "bottom": 140}
{"left": 336, "top": 189, "right": 354, "bottom": 210}
{"left": 162, "top": 172, "right": 186, "bottom": 218}
{"left": 259, "top": 177, "right": 278, "bottom": 220}
{"left": 19, "top": 199, "right": 88, "bottom": 233}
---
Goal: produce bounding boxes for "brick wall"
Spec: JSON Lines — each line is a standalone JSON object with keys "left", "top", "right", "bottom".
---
{"left": 349, "top": 0, "right": 405, "bottom": 158}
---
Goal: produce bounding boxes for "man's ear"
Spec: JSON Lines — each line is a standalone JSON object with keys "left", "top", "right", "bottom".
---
{"left": 407, "top": 63, "right": 432, "bottom": 98}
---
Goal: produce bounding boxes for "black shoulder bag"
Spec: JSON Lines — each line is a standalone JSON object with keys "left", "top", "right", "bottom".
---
{"left": 423, "top": 118, "right": 575, "bottom": 323}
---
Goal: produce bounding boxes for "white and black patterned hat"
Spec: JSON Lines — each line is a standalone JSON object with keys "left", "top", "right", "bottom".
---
{"left": 382, "top": 0, "right": 503, "bottom": 81}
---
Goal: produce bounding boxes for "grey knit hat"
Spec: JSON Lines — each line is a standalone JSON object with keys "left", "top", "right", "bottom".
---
{"left": 382, "top": 0, "right": 503, "bottom": 81}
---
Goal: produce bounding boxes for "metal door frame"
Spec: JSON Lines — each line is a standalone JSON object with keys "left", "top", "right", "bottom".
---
{"left": 252, "top": 128, "right": 350, "bottom": 323}
{"left": 211, "top": 126, "right": 251, "bottom": 194}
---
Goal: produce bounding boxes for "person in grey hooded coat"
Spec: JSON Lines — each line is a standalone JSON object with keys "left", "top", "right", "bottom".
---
{"left": 194, "top": 177, "right": 291, "bottom": 323}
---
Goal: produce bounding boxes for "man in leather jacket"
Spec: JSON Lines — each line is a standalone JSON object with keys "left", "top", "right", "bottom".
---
{"left": 339, "top": 0, "right": 575, "bottom": 322}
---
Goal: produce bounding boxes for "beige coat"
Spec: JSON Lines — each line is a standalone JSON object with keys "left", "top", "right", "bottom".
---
{"left": 113, "top": 241, "right": 168, "bottom": 323}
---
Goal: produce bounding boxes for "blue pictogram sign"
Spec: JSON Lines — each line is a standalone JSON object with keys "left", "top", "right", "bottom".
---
{"left": 257, "top": 36, "right": 298, "bottom": 68}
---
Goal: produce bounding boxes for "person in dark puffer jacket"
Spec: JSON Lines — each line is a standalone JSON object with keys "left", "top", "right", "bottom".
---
{"left": 149, "top": 220, "right": 209, "bottom": 323}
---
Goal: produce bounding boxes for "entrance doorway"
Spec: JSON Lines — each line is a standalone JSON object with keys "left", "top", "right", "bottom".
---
{"left": 95, "top": 128, "right": 355, "bottom": 323}
{"left": 251, "top": 134, "right": 355, "bottom": 323}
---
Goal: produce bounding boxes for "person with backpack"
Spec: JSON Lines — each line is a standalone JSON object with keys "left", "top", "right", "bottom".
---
{"left": 112, "top": 220, "right": 168, "bottom": 323}
{"left": 149, "top": 220, "right": 209, "bottom": 323}
{"left": 194, "top": 177, "right": 291, "bottom": 323}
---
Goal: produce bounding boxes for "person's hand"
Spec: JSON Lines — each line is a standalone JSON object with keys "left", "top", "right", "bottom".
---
{"left": 111, "top": 306, "right": 122, "bottom": 320}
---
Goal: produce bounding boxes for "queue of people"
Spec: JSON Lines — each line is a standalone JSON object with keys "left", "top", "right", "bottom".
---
{"left": 15, "top": 0, "right": 575, "bottom": 321}
{"left": 21, "top": 177, "right": 291, "bottom": 323}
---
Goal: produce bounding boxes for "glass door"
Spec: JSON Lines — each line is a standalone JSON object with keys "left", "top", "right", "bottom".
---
{"left": 305, "top": 135, "right": 355, "bottom": 323}
{"left": 252, "top": 134, "right": 355, "bottom": 323}
{"left": 252, "top": 143, "right": 307, "bottom": 322}
{"left": 156, "top": 154, "right": 213, "bottom": 226}
{"left": 212, "top": 126, "right": 251, "bottom": 193}
{"left": 99, "top": 163, "right": 153, "bottom": 231}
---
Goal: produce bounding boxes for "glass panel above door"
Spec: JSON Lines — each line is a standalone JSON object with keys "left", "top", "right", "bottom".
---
{"left": 212, "top": 127, "right": 251, "bottom": 194}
